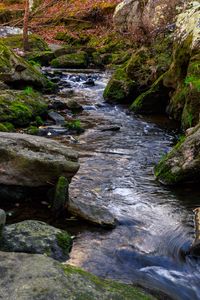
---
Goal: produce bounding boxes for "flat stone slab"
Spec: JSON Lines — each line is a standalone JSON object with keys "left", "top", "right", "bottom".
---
{"left": 0, "top": 132, "right": 79, "bottom": 187}
{"left": 0, "top": 251, "right": 155, "bottom": 300}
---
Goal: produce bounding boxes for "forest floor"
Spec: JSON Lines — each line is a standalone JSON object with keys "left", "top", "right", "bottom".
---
{"left": 1, "top": 0, "right": 121, "bottom": 44}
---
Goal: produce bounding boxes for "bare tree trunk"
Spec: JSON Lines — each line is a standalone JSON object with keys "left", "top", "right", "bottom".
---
{"left": 23, "top": 0, "right": 30, "bottom": 51}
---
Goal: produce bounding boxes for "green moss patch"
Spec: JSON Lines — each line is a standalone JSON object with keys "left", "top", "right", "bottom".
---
{"left": 0, "top": 89, "right": 47, "bottom": 127}
{"left": 51, "top": 51, "right": 88, "bottom": 68}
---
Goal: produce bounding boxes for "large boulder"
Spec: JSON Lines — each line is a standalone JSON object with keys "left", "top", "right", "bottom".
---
{"left": 164, "top": 1, "right": 200, "bottom": 129}
{"left": 155, "top": 124, "right": 200, "bottom": 185}
{"left": 1, "top": 220, "right": 72, "bottom": 261}
{"left": 0, "top": 41, "right": 54, "bottom": 90}
{"left": 0, "top": 251, "right": 156, "bottom": 300}
{"left": 0, "top": 132, "right": 79, "bottom": 187}
{"left": 114, "top": 0, "right": 182, "bottom": 40}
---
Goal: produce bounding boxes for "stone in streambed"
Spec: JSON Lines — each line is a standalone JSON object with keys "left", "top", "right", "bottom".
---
{"left": 1, "top": 220, "right": 72, "bottom": 261}
{"left": 48, "top": 111, "right": 65, "bottom": 125}
{"left": 0, "top": 132, "right": 79, "bottom": 188}
{"left": 68, "top": 197, "right": 116, "bottom": 228}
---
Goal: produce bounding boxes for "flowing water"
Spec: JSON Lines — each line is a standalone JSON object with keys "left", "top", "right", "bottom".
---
{"left": 4, "top": 68, "right": 200, "bottom": 299}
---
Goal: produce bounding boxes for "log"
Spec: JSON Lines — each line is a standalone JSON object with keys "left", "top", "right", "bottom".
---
{"left": 189, "top": 208, "right": 200, "bottom": 256}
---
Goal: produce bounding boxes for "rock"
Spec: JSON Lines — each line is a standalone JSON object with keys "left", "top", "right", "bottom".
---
{"left": 66, "top": 99, "right": 83, "bottom": 112}
{"left": 130, "top": 74, "right": 171, "bottom": 114}
{"left": 104, "top": 45, "right": 172, "bottom": 103}
{"left": 48, "top": 111, "right": 65, "bottom": 125}
{"left": 0, "top": 81, "right": 9, "bottom": 90}
{"left": 39, "top": 125, "right": 68, "bottom": 136}
{"left": 48, "top": 99, "right": 67, "bottom": 110}
{"left": 26, "top": 51, "right": 55, "bottom": 66}
{"left": 52, "top": 176, "right": 69, "bottom": 213}
{"left": 0, "top": 34, "right": 50, "bottom": 52}
{"left": 99, "top": 125, "right": 121, "bottom": 132}
{"left": 50, "top": 52, "right": 88, "bottom": 69}
{"left": 0, "top": 209, "right": 6, "bottom": 236}
{"left": 0, "top": 89, "right": 48, "bottom": 127}
{"left": 189, "top": 208, "right": 200, "bottom": 256}
{"left": 83, "top": 78, "right": 95, "bottom": 86}
{"left": 155, "top": 124, "right": 200, "bottom": 185}
{"left": 0, "top": 251, "right": 156, "bottom": 300}
{"left": 0, "top": 41, "right": 54, "bottom": 91}
{"left": 103, "top": 67, "right": 136, "bottom": 102}
{"left": 1, "top": 220, "right": 72, "bottom": 261}
{"left": 163, "top": 1, "right": 200, "bottom": 129}
{"left": 68, "top": 197, "right": 116, "bottom": 228}
{"left": 113, "top": 0, "right": 182, "bottom": 40}
{"left": 0, "top": 132, "right": 79, "bottom": 187}
{"left": 114, "top": 0, "right": 143, "bottom": 37}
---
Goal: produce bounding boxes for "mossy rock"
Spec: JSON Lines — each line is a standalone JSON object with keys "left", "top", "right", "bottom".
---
{"left": 0, "top": 34, "right": 50, "bottom": 52}
{"left": 103, "top": 67, "right": 136, "bottom": 102}
{"left": 154, "top": 126, "right": 200, "bottom": 185}
{"left": 0, "top": 89, "right": 47, "bottom": 127}
{"left": 164, "top": 44, "right": 200, "bottom": 129}
{"left": 50, "top": 51, "right": 88, "bottom": 69}
{"left": 0, "top": 41, "right": 55, "bottom": 91}
{"left": 0, "top": 251, "right": 157, "bottom": 299}
{"left": 130, "top": 74, "right": 171, "bottom": 114}
{"left": 1, "top": 220, "right": 72, "bottom": 261}
{"left": 55, "top": 32, "right": 90, "bottom": 46}
{"left": 26, "top": 51, "right": 55, "bottom": 66}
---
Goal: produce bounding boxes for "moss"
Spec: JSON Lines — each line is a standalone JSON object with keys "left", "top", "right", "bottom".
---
{"left": 55, "top": 32, "right": 90, "bottom": 46}
{"left": 130, "top": 74, "right": 170, "bottom": 114}
{"left": 103, "top": 67, "right": 136, "bottom": 102}
{"left": 56, "top": 231, "right": 72, "bottom": 255}
{"left": 50, "top": 52, "right": 88, "bottom": 69}
{"left": 164, "top": 35, "right": 193, "bottom": 89}
{"left": 63, "top": 265, "right": 156, "bottom": 300}
{"left": 53, "top": 176, "right": 69, "bottom": 212}
{"left": 26, "top": 125, "right": 39, "bottom": 135}
{"left": 64, "top": 119, "right": 84, "bottom": 133}
{"left": 0, "top": 89, "right": 47, "bottom": 127}
{"left": 155, "top": 137, "right": 186, "bottom": 185}
{"left": 27, "top": 51, "right": 55, "bottom": 66}
{"left": 0, "top": 34, "right": 50, "bottom": 52}
{"left": 3, "top": 122, "right": 15, "bottom": 131}
{"left": 0, "top": 123, "right": 9, "bottom": 132}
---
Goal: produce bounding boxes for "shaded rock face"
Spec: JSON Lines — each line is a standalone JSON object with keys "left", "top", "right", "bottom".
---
{"left": 155, "top": 125, "right": 200, "bottom": 185}
{"left": 114, "top": 0, "right": 182, "bottom": 40}
{"left": 0, "top": 251, "right": 155, "bottom": 300}
{"left": 0, "top": 41, "right": 53, "bottom": 90}
{"left": 164, "top": 1, "right": 200, "bottom": 129}
{"left": 0, "top": 209, "right": 6, "bottom": 237}
{"left": 1, "top": 220, "right": 72, "bottom": 261}
{"left": 0, "top": 132, "right": 79, "bottom": 187}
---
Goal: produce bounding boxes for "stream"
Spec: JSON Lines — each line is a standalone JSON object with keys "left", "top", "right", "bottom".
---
{"left": 3, "top": 68, "right": 200, "bottom": 300}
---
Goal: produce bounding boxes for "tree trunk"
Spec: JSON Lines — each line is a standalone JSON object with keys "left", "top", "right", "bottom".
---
{"left": 23, "top": 0, "right": 30, "bottom": 51}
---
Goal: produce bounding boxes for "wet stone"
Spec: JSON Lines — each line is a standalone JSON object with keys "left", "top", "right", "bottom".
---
{"left": 48, "top": 111, "right": 65, "bottom": 125}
